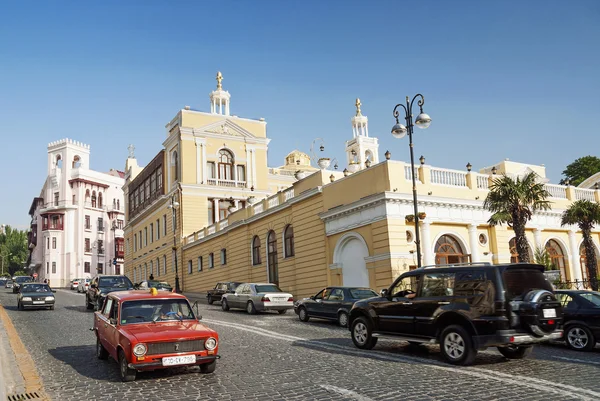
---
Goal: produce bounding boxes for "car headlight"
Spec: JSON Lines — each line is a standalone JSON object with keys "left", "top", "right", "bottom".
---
{"left": 22, "top": 297, "right": 32, "bottom": 301}
{"left": 45, "top": 296, "right": 54, "bottom": 301}
{"left": 133, "top": 343, "right": 147, "bottom": 357}
{"left": 205, "top": 337, "right": 217, "bottom": 351}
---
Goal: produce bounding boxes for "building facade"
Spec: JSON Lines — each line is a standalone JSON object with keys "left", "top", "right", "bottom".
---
{"left": 27, "top": 139, "right": 125, "bottom": 287}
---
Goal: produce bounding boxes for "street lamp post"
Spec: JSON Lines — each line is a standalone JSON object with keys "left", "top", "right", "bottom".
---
{"left": 391, "top": 94, "right": 432, "bottom": 268}
{"left": 168, "top": 195, "right": 181, "bottom": 293}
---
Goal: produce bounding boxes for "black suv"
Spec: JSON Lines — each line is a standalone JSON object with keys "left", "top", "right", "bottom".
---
{"left": 207, "top": 282, "right": 242, "bottom": 305}
{"left": 86, "top": 275, "right": 133, "bottom": 311}
{"left": 348, "top": 263, "right": 563, "bottom": 365}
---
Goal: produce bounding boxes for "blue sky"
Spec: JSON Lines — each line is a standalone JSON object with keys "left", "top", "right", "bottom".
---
{"left": 1, "top": 0, "right": 599, "bottom": 228}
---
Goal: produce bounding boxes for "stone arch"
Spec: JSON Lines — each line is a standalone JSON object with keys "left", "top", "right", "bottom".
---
{"left": 55, "top": 154, "right": 62, "bottom": 168}
{"left": 544, "top": 237, "right": 569, "bottom": 280}
{"left": 333, "top": 232, "right": 370, "bottom": 287}
{"left": 72, "top": 155, "right": 81, "bottom": 168}
{"left": 432, "top": 232, "right": 470, "bottom": 265}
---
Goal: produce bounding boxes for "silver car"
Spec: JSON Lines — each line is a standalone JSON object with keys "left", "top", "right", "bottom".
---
{"left": 77, "top": 278, "right": 91, "bottom": 293}
{"left": 221, "top": 283, "right": 294, "bottom": 315}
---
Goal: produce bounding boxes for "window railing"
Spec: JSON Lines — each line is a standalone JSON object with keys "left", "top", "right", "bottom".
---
{"left": 476, "top": 174, "right": 489, "bottom": 189}
{"left": 544, "top": 184, "right": 567, "bottom": 199}
{"left": 430, "top": 167, "right": 468, "bottom": 187}
{"left": 206, "top": 178, "right": 246, "bottom": 188}
{"left": 575, "top": 188, "right": 595, "bottom": 201}
{"left": 404, "top": 165, "right": 419, "bottom": 182}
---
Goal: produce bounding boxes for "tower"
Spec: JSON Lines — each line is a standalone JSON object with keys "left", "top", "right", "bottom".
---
{"left": 209, "top": 71, "right": 231, "bottom": 116}
{"left": 345, "top": 98, "right": 379, "bottom": 170}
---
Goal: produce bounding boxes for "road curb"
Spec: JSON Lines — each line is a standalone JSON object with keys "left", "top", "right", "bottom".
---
{"left": 0, "top": 304, "right": 50, "bottom": 400}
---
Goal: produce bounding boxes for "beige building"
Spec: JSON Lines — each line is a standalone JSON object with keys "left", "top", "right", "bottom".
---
{"left": 124, "top": 73, "right": 600, "bottom": 299}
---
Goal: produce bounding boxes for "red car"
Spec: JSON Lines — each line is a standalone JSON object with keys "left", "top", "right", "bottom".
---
{"left": 93, "top": 289, "right": 219, "bottom": 381}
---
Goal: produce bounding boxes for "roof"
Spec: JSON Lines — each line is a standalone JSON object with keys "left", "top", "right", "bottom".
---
{"left": 107, "top": 290, "right": 188, "bottom": 302}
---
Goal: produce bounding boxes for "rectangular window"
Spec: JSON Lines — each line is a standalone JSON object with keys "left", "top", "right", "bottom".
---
{"left": 52, "top": 262, "right": 56, "bottom": 274}
{"left": 421, "top": 273, "right": 456, "bottom": 298}
{"left": 117, "top": 220, "right": 123, "bottom": 229}
{"left": 139, "top": 231, "right": 142, "bottom": 249}
{"left": 156, "top": 219, "right": 160, "bottom": 240}
{"left": 47, "top": 237, "right": 50, "bottom": 249}
{"left": 85, "top": 238, "right": 91, "bottom": 253}
{"left": 72, "top": 194, "right": 76, "bottom": 205}
{"left": 97, "top": 240, "right": 104, "bottom": 255}
{"left": 134, "top": 234, "right": 137, "bottom": 252}
{"left": 97, "top": 218, "right": 104, "bottom": 232}
{"left": 144, "top": 227, "right": 148, "bottom": 247}
{"left": 54, "top": 192, "right": 59, "bottom": 206}
{"left": 150, "top": 223, "right": 154, "bottom": 243}
{"left": 198, "top": 256, "right": 203, "bottom": 272}
{"left": 46, "top": 262, "right": 49, "bottom": 273}
{"left": 208, "top": 253, "right": 214, "bottom": 268}
{"left": 208, "top": 200, "right": 214, "bottom": 225}
{"left": 163, "top": 215, "right": 167, "bottom": 236}
{"left": 221, "top": 249, "right": 227, "bottom": 265}
{"left": 85, "top": 215, "right": 91, "bottom": 230}
{"left": 188, "top": 260, "right": 192, "bottom": 274}
{"left": 52, "top": 237, "right": 56, "bottom": 249}
{"left": 97, "top": 263, "right": 103, "bottom": 274}
{"left": 207, "top": 162, "right": 216, "bottom": 179}
{"left": 237, "top": 165, "right": 246, "bottom": 182}
{"left": 163, "top": 255, "right": 167, "bottom": 275}
{"left": 126, "top": 238, "right": 130, "bottom": 254}
{"left": 157, "top": 168, "right": 163, "bottom": 191}
{"left": 84, "top": 262, "right": 90, "bottom": 273}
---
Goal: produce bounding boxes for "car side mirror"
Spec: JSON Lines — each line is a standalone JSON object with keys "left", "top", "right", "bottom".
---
{"left": 109, "top": 318, "right": 117, "bottom": 325}
{"left": 380, "top": 289, "right": 389, "bottom": 297}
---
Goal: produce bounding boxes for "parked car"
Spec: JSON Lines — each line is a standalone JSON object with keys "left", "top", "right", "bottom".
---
{"left": 0, "top": 278, "right": 7, "bottom": 288}
{"left": 5, "top": 280, "right": 14, "bottom": 289}
{"left": 348, "top": 262, "right": 564, "bottom": 366}
{"left": 17, "top": 283, "right": 56, "bottom": 310}
{"left": 221, "top": 283, "right": 294, "bottom": 314}
{"left": 295, "top": 287, "right": 379, "bottom": 327}
{"left": 71, "top": 278, "right": 82, "bottom": 290}
{"left": 135, "top": 280, "right": 174, "bottom": 292}
{"left": 13, "top": 276, "right": 33, "bottom": 293}
{"left": 207, "top": 282, "right": 242, "bottom": 305}
{"left": 555, "top": 290, "right": 600, "bottom": 351}
{"left": 86, "top": 275, "right": 134, "bottom": 311}
{"left": 93, "top": 289, "right": 219, "bottom": 381}
{"left": 77, "top": 278, "right": 91, "bottom": 293}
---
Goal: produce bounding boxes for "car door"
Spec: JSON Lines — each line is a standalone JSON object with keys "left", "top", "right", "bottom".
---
{"left": 238, "top": 284, "right": 252, "bottom": 307}
{"left": 312, "top": 288, "right": 332, "bottom": 317}
{"left": 374, "top": 275, "right": 420, "bottom": 335}
{"left": 96, "top": 297, "right": 114, "bottom": 351}
{"left": 412, "top": 272, "right": 457, "bottom": 338}
{"left": 322, "top": 288, "right": 345, "bottom": 319}
{"left": 230, "top": 284, "right": 246, "bottom": 308}
{"left": 304, "top": 288, "right": 327, "bottom": 317}
{"left": 215, "top": 283, "right": 226, "bottom": 301}
{"left": 104, "top": 299, "right": 120, "bottom": 359}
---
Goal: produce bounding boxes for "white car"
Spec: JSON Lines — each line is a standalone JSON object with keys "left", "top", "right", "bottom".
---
{"left": 70, "top": 278, "right": 82, "bottom": 290}
{"left": 77, "top": 278, "right": 90, "bottom": 293}
{"left": 221, "top": 283, "right": 294, "bottom": 314}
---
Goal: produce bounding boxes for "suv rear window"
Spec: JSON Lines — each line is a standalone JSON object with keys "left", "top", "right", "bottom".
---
{"left": 502, "top": 266, "right": 553, "bottom": 300}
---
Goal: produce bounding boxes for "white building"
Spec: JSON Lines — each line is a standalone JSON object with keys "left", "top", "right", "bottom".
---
{"left": 27, "top": 139, "right": 125, "bottom": 287}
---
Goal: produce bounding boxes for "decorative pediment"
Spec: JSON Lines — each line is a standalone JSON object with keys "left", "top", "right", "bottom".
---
{"left": 197, "top": 119, "right": 255, "bottom": 138}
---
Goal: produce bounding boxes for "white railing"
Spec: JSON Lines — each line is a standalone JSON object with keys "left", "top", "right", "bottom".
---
{"left": 254, "top": 203, "right": 264, "bottom": 214}
{"left": 219, "top": 219, "right": 228, "bottom": 229}
{"left": 404, "top": 165, "right": 419, "bottom": 181}
{"left": 207, "top": 178, "right": 217, "bottom": 185}
{"left": 545, "top": 184, "right": 567, "bottom": 199}
{"left": 430, "top": 168, "right": 467, "bottom": 187}
{"left": 268, "top": 196, "right": 279, "bottom": 208}
{"left": 236, "top": 181, "right": 246, "bottom": 188}
{"left": 575, "top": 188, "right": 595, "bottom": 201}
{"left": 283, "top": 188, "right": 295, "bottom": 201}
{"left": 207, "top": 225, "right": 216, "bottom": 235}
{"left": 268, "top": 168, "right": 296, "bottom": 176}
{"left": 197, "top": 231, "right": 205, "bottom": 240}
{"left": 476, "top": 174, "right": 489, "bottom": 189}
{"left": 186, "top": 234, "right": 194, "bottom": 243}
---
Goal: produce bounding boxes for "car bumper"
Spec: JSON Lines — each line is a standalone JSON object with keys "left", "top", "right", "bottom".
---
{"left": 259, "top": 302, "right": 294, "bottom": 311}
{"left": 21, "top": 300, "right": 55, "bottom": 308}
{"left": 128, "top": 355, "right": 220, "bottom": 370}
{"left": 475, "top": 330, "right": 563, "bottom": 348}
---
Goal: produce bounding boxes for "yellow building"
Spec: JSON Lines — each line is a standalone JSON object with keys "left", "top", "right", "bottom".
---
{"left": 124, "top": 72, "right": 600, "bottom": 299}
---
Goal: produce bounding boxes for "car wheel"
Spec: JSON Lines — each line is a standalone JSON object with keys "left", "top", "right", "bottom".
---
{"left": 298, "top": 307, "right": 310, "bottom": 322}
{"left": 566, "top": 324, "right": 595, "bottom": 352}
{"left": 246, "top": 301, "right": 257, "bottom": 315}
{"left": 199, "top": 360, "right": 216, "bottom": 374}
{"left": 118, "top": 349, "right": 136, "bottom": 382}
{"left": 497, "top": 345, "right": 533, "bottom": 359}
{"left": 351, "top": 316, "right": 378, "bottom": 350}
{"left": 221, "top": 299, "right": 229, "bottom": 311}
{"left": 96, "top": 338, "right": 108, "bottom": 360}
{"left": 338, "top": 311, "right": 349, "bottom": 327}
{"left": 440, "top": 325, "right": 477, "bottom": 366}
{"left": 86, "top": 296, "right": 93, "bottom": 310}
{"left": 277, "top": 309, "right": 287, "bottom": 315}
{"left": 207, "top": 295, "right": 214, "bottom": 305}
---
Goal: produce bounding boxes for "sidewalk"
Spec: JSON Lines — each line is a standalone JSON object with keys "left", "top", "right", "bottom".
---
{"left": 0, "top": 309, "right": 26, "bottom": 400}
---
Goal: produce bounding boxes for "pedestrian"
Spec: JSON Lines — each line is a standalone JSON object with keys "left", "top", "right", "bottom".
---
{"left": 43, "top": 278, "right": 48, "bottom": 284}
{"left": 149, "top": 273, "right": 154, "bottom": 280}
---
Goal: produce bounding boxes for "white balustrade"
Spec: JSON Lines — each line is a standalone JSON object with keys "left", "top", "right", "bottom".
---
{"left": 254, "top": 203, "right": 264, "bottom": 214}
{"left": 186, "top": 234, "right": 195, "bottom": 244}
{"left": 430, "top": 168, "right": 467, "bottom": 187}
{"left": 283, "top": 188, "right": 295, "bottom": 201}
{"left": 220, "top": 219, "right": 228, "bottom": 229}
{"left": 544, "top": 184, "right": 567, "bottom": 199}
{"left": 476, "top": 174, "right": 489, "bottom": 190}
{"left": 268, "top": 196, "right": 279, "bottom": 208}
{"left": 207, "top": 178, "right": 217, "bottom": 185}
{"left": 575, "top": 188, "right": 596, "bottom": 201}
{"left": 207, "top": 225, "right": 216, "bottom": 234}
{"left": 404, "top": 165, "right": 419, "bottom": 181}
{"left": 197, "top": 231, "right": 205, "bottom": 240}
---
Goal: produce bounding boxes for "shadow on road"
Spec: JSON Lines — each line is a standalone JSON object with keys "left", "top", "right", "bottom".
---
{"left": 63, "top": 305, "right": 92, "bottom": 313}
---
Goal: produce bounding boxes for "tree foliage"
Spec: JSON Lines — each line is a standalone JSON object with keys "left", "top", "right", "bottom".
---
{"left": 0, "top": 226, "right": 29, "bottom": 276}
{"left": 560, "top": 155, "right": 600, "bottom": 186}
{"left": 533, "top": 247, "right": 556, "bottom": 271}
{"left": 484, "top": 172, "right": 551, "bottom": 263}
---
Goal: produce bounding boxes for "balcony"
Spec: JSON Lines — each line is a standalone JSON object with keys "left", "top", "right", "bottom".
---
{"left": 84, "top": 201, "right": 107, "bottom": 211}
{"left": 40, "top": 200, "right": 77, "bottom": 213}
{"left": 206, "top": 178, "right": 246, "bottom": 188}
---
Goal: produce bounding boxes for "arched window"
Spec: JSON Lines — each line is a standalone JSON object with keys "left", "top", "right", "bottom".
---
{"left": 172, "top": 150, "right": 179, "bottom": 181}
{"left": 218, "top": 149, "right": 234, "bottom": 180}
{"left": 156, "top": 257, "right": 160, "bottom": 277}
{"left": 91, "top": 191, "right": 97, "bottom": 208}
{"left": 85, "top": 189, "right": 90, "bottom": 202}
{"left": 55, "top": 154, "right": 62, "bottom": 168}
{"left": 267, "top": 230, "right": 279, "bottom": 284}
{"left": 98, "top": 193, "right": 103, "bottom": 208}
{"left": 72, "top": 155, "right": 81, "bottom": 168}
{"left": 546, "top": 239, "right": 567, "bottom": 280}
{"left": 117, "top": 199, "right": 120, "bottom": 211}
{"left": 435, "top": 235, "right": 468, "bottom": 265}
{"left": 252, "top": 236, "right": 261, "bottom": 265}
{"left": 144, "top": 263, "right": 148, "bottom": 280}
{"left": 365, "top": 150, "right": 373, "bottom": 161}
{"left": 509, "top": 238, "right": 533, "bottom": 263}
{"left": 163, "top": 255, "right": 167, "bottom": 275}
{"left": 284, "top": 225, "right": 295, "bottom": 257}
{"left": 133, "top": 267, "right": 137, "bottom": 283}
{"left": 150, "top": 260, "right": 153, "bottom": 275}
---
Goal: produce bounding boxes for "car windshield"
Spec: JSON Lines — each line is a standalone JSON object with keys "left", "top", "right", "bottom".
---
{"left": 255, "top": 284, "right": 282, "bottom": 293}
{"left": 229, "top": 282, "right": 242, "bottom": 290}
{"left": 120, "top": 299, "right": 195, "bottom": 324}
{"left": 579, "top": 292, "right": 600, "bottom": 307}
{"left": 502, "top": 267, "right": 553, "bottom": 300}
{"left": 20, "top": 284, "right": 51, "bottom": 293}
{"left": 15, "top": 277, "right": 32, "bottom": 283}
{"left": 148, "top": 281, "right": 172, "bottom": 290}
{"left": 99, "top": 276, "right": 133, "bottom": 288}
{"left": 349, "top": 289, "right": 378, "bottom": 299}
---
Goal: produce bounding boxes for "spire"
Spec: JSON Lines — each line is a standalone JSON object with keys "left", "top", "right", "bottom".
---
{"left": 216, "top": 71, "right": 223, "bottom": 90}
{"left": 351, "top": 98, "right": 368, "bottom": 138}
{"left": 355, "top": 98, "right": 362, "bottom": 116}
{"left": 128, "top": 144, "right": 135, "bottom": 159}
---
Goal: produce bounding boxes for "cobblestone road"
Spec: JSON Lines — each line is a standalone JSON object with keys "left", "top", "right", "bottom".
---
{"left": 1, "top": 288, "right": 600, "bottom": 401}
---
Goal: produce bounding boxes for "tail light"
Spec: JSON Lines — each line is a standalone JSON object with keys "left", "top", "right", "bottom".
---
{"left": 288, "top": 297, "right": 294, "bottom": 302}
{"left": 261, "top": 296, "right": 269, "bottom": 302}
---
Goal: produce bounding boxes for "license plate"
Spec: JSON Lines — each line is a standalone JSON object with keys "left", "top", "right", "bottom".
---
{"left": 543, "top": 308, "right": 556, "bottom": 318}
{"left": 162, "top": 355, "right": 196, "bottom": 366}
{"left": 273, "top": 297, "right": 287, "bottom": 302}
{"left": 33, "top": 301, "right": 45, "bottom": 304}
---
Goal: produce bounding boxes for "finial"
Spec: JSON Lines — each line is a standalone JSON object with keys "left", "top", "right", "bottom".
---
{"left": 128, "top": 144, "right": 135, "bottom": 159}
{"left": 355, "top": 98, "right": 362, "bottom": 116}
{"left": 216, "top": 71, "right": 223, "bottom": 90}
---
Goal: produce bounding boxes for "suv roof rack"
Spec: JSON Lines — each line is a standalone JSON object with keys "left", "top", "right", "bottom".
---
{"left": 418, "top": 262, "right": 492, "bottom": 270}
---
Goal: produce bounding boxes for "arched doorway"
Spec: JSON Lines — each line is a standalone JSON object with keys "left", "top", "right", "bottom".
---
{"left": 546, "top": 239, "right": 567, "bottom": 280}
{"left": 509, "top": 238, "right": 534, "bottom": 263}
{"left": 267, "top": 231, "right": 279, "bottom": 285}
{"left": 435, "top": 235, "right": 469, "bottom": 265}
{"left": 334, "top": 233, "right": 370, "bottom": 287}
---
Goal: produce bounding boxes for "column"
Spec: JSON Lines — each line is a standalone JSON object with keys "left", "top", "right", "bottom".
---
{"left": 252, "top": 149, "right": 257, "bottom": 188}
{"left": 234, "top": 200, "right": 240, "bottom": 210}
{"left": 245, "top": 147, "right": 251, "bottom": 188}
{"left": 195, "top": 140, "right": 202, "bottom": 184}
{"left": 219, "top": 98, "right": 223, "bottom": 114}
{"left": 568, "top": 230, "right": 583, "bottom": 282}
{"left": 533, "top": 228, "right": 543, "bottom": 250}
{"left": 210, "top": 100, "right": 214, "bottom": 113}
{"left": 225, "top": 100, "right": 230, "bottom": 116}
{"left": 468, "top": 224, "right": 481, "bottom": 263}
{"left": 202, "top": 144, "right": 207, "bottom": 184}
{"left": 420, "top": 220, "right": 434, "bottom": 266}
{"left": 214, "top": 198, "right": 220, "bottom": 223}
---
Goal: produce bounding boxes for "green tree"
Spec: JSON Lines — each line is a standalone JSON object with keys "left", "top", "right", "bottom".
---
{"left": 533, "top": 246, "right": 556, "bottom": 271}
{"left": 561, "top": 200, "right": 600, "bottom": 291}
{"left": 0, "top": 226, "right": 28, "bottom": 276}
{"left": 484, "top": 172, "right": 551, "bottom": 263}
{"left": 560, "top": 155, "right": 600, "bottom": 186}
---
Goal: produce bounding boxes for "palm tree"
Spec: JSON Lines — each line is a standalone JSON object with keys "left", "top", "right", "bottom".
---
{"left": 561, "top": 200, "right": 600, "bottom": 291}
{"left": 484, "top": 172, "right": 551, "bottom": 263}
